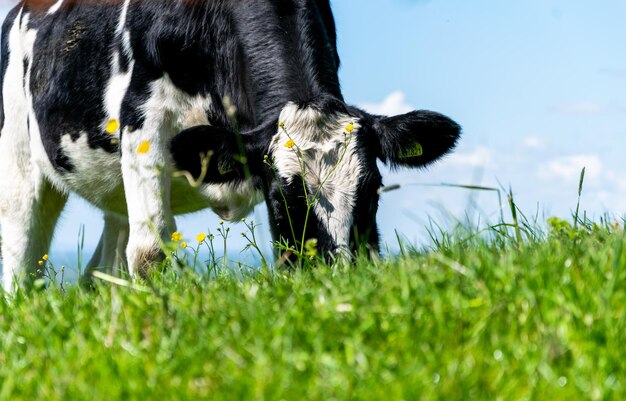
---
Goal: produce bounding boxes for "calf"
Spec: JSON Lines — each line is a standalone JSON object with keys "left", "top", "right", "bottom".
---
{"left": 0, "top": 0, "right": 460, "bottom": 292}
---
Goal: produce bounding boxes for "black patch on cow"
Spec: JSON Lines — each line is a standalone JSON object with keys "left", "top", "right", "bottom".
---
{"left": 170, "top": 125, "right": 248, "bottom": 183}
{"left": 349, "top": 122, "right": 383, "bottom": 252}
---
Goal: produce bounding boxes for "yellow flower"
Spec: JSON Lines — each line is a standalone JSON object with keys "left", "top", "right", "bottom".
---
{"left": 42, "top": 254, "right": 49, "bottom": 261}
{"left": 284, "top": 139, "right": 295, "bottom": 149}
{"left": 105, "top": 119, "right": 120, "bottom": 134}
{"left": 196, "top": 232, "right": 207, "bottom": 243}
{"left": 171, "top": 232, "right": 183, "bottom": 242}
{"left": 304, "top": 238, "right": 318, "bottom": 258}
{"left": 137, "top": 141, "right": 151, "bottom": 154}
{"left": 278, "top": 121, "right": 285, "bottom": 129}
{"left": 38, "top": 260, "right": 44, "bottom": 266}
{"left": 181, "top": 242, "right": 188, "bottom": 249}
{"left": 345, "top": 122, "right": 355, "bottom": 133}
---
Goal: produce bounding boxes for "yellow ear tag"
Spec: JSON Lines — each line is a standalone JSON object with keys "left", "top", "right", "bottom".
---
{"left": 399, "top": 142, "right": 424, "bottom": 159}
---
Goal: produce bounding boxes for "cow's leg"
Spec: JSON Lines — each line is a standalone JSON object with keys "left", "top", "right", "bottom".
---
{"left": 120, "top": 110, "right": 176, "bottom": 278}
{"left": 82, "top": 212, "right": 129, "bottom": 286}
{"left": 0, "top": 174, "right": 68, "bottom": 293}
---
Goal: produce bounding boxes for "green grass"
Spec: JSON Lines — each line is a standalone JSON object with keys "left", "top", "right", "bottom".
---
{"left": 2, "top": 218, "right": 626, "bottom": 400}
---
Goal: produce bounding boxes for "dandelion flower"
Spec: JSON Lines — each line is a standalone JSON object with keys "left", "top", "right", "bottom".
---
{"left": 181, "top": 242, "right": 188, "bottom": 249}
{"left": 196, "top": 232, "right": 207, "bottom": 243}
{"left": 38, "top": 260, "right": 44, "bottom": 266}
{"left": 345, "top": 122, "right": 355, "bottom": 133}
{"left": 105, "top": 119, "right": 120, "bottom": 134}
{"left": 137, "top": 141, "right": 151, "bottom": 154}
{"left": 284, "top": 139, "right": 295, "bottom": 149}
{"left": 171, "top": 232, "right": 183, "bottom": 242}
{"left": 42, "top": 254, "right": 49, "bottom": 261}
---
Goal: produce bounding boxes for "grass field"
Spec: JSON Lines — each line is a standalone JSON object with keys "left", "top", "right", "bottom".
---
{"left": 1, "top": 211, "right": 626, "bottom": 400}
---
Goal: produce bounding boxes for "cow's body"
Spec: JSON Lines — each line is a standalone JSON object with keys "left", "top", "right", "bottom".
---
{"left": 0, "top": 0, "right": 461, "bottom": 292}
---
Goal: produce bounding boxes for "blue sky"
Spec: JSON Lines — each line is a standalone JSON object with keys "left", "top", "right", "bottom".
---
{"left": 1, "top": 0, "right": 625, "bottom": 263}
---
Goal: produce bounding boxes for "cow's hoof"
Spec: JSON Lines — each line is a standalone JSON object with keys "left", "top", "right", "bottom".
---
{"left": 130, "top": 246, "right": 166, "bottom": 279}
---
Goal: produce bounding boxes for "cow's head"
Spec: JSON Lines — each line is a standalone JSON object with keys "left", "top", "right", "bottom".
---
{"left": 170, "top": 97, "right": 460, "bottom": 260}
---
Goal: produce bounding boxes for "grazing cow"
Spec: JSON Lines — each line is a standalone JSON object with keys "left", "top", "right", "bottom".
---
{"left": 0, "top": 0, "right": 460, "bottom": 292}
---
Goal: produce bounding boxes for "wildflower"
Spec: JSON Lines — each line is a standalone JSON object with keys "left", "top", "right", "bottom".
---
{"left": 137, "top": 140, "right": 151, "bottom": 154}
{"left": 42, "top": 254, "right": 49, "bottom": 261}
{"left": 196, "top": 232, "right": 207, "bottom": 243}
{"left": 304, "top": 238, "right": 318, "bottom": 258}
{"left": 241, "top": 217, "right": 246, "bottom": 222}
{"left": 38, "top": 260, "right": 44, "bottom": 266}
{"left": 345, "top": 121, "right": 355, "bottom": 133}
{"left": 278, "top": 121, "right": 285, "bottom": 129}
{"left": 284, "top": 139, "right": 295, "bottom": 149}
{"left": 181, "top": 242, "right": 188, "bottom": 249}
{"left": 219, "top": 220, "right": 224, "bottom": 225}
{"left": 171, "top": 231, "right": 183, "bottom": 242}
{"left": 105, "top": 119, "right": 120, "bottom": 134}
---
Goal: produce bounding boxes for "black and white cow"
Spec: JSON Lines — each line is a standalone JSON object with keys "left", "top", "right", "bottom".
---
{"left": 0, "top": 0, "right": 460, "bottom": 292}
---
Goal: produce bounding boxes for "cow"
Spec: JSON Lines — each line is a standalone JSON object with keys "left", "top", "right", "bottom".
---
{"left": 0, "top": 0, "right": 460, "bottom": 292}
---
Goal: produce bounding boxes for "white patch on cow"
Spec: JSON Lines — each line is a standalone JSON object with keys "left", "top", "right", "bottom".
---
{"left": 59, "top": 133, "right": 124, "bottom": 208}
{"left": 104, "top": 62, "right": 133, "bottom": 128}
{"left": 104, "top": 55, "right": 133, "bottom": 142}
{"left": 270, "top": 103, "right": 362, "bottom": 250}
{"left": 47, "top": 0, "right": 64, "bottom": 15}
{"left": 143, "top": 73, "right": 214, "bottom": 131}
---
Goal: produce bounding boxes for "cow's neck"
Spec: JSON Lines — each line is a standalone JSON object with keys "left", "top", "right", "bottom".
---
{"left": 232, "top": 0, "right": 342, "bottom": 128}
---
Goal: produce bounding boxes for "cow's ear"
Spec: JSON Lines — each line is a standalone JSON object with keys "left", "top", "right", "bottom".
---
{"left": 373, "top": 110, "right": 461, "bottom": 169}
{"left": 170, "top": 125, "right": 265, "bottom": 183}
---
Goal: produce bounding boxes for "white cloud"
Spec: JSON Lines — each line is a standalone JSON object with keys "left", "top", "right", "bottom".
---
{"left": 361, "top": 91, "right": 414, "bottom": 116}
{"left": 447, "top": 146, "right": 492, "bottom": 167}
{"left": 544, "top": 154, "right": 603, "bottom": 181}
